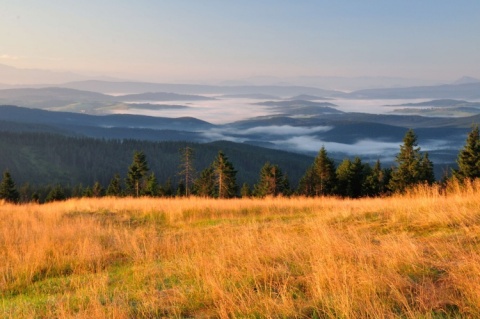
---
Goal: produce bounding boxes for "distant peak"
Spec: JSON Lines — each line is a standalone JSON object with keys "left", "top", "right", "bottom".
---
{"left": 452, "top": 76, "right": 480, "bottom": 85}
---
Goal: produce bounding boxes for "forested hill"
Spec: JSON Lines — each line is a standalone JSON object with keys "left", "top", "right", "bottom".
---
{"left": 0, "top": 131, "right": 313, "bottom": 188}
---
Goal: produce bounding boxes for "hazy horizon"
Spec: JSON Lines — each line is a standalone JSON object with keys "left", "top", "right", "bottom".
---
{"left": 2, "top": 1, "right": 480, "bottom": 86}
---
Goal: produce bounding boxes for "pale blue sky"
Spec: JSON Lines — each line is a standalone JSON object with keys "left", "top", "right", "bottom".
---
{"left": 1, "top": 1, "right": 479, "bottom": 82}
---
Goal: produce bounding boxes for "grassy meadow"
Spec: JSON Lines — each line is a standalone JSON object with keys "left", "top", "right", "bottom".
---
{"left": 1, "top": 181, "right": 480, "bottom": 318}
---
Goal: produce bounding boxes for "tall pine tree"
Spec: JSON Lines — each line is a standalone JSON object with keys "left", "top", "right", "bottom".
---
{"left": 212, "top": 151, "right": 238, "bottom": 198}
{"left": 194, "top": 167, "right": 216, "bottom": 197}
{"left": 0, "top": 170, "right": 19, "bottom": 203}
{"left": 453, "top": 125, "right": 480, "bottom": 181}
{"left": 106, "top": 173, "right": 122, "bottom": 196}
{"left": 298, "top": 146, "right": 336, "bottom": 196}
{"left": 126, "top": 151, "right": 149, "bottom": 197}
{"left": 253, "top": 162, "right": 290, "bottom": 197}
{"left": 389, "top": 129, "right": 434, "bottom": 193}
{"left": 363, "top": 160, "right": 389, "bottom": 196}
{"left": 178, "top": 146, "right": 195, "bottom": 197}
{"left": 336, "top": 157, "right": 364, "bottom": 198}
{"left": 144, "top": 173, "right": 159, "bottom": 197}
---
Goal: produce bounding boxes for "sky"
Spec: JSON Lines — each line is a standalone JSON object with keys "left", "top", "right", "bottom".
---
{"left": 1, "top": 1, "right": 480, "bottom": 83}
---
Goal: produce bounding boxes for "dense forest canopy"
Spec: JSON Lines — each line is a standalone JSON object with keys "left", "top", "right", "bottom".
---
{"left": 0, "top": 131, "right": 313, "bottom": 188}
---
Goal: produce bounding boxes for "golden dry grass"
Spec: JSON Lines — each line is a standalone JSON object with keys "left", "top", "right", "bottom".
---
{"left": 1, "top": 180, "right": 480, "bottom": 318}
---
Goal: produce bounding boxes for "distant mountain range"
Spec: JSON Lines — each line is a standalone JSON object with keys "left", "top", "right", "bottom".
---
{"left": 58, "top": 80, "right": 344, "bottom": 97}
{"left": 0, "top": 104, "right": 473, "bottom": 172}
{"left": 57, "top": 80, "right": 480, "bottom": 100}
{"left": 452, "top": 76, "right": 480, "bottom": 85}
{"left": 349, "top": 82, "right": 480, "bottom": 100}
{"left": 118, "top": 92, "right": 215, "bottom": 102}
{"left": 0, "top": 87, "right": 216, "bottom": 114}
{"left": 385, "top": 99, "right": 480, "bottom": 117}
{"left": 2, "top": 64, "right": 480, "bottom": 187}
{"left": 0, "top": 63, "right": 120, "bottom": 85}
{"left": 254, "top": 100, "right": 342, "bottom": 116}
{"left": 385, "top": 99, "right": 477, "bottom": 107}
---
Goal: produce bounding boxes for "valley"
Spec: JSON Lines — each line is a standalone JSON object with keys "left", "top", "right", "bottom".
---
{"left": 1, "top": 81, "right": 480, "bottom": 172}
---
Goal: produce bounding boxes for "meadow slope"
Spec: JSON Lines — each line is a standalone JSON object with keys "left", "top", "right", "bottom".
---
{"left": 1, "top": 182, "right": 480, "bottom": 318}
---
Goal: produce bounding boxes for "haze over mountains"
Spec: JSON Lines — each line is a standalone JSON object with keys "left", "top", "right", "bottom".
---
{"left": 1, "top": 63, "right": 480, "bottom": 182}
{"left": 3, "top": 63, "right": 479, "bottom": 92}
{"left": 0, "top": 63, "right": 120, "bottom": 86}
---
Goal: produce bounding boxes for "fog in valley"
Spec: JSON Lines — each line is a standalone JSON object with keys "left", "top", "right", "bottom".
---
{"left": 109, "top": 95, "right": 469, "bottom": 164}
{"left": 113, "top": 97, "right": 435, "bottom": 123}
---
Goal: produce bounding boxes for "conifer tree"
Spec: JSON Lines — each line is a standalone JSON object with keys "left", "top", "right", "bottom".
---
{"left": 92, "top": 181, "right": 104, "bottom": 197}
{"left": 312, "top": 146, "right": 337, "bottom": 196}
{"left": 240, "top": 183, "right": 251, "bottom": 198}
{"left": 126, "top": 151, "right": 149, "bottom": 197}
{"left": 212, "top": 151, "right": 237, "bottom": 198}
{"left": 254, "top": 162, "right": 290, "bottom": 197}
{"left": 297, "top": 166, "right": 317, "bottom": 196}
{"left": 106, "top": 174, "right": 122, "bottom": 196}
{"left": 83, "top": 186, "right": 93, "bottom": 198}
{"left": 298, "top": 147, "right": 337, "bottom": 196}
{"left": 336, "top": 158, "right": 352, "bottom": 198}
{"left": 18, "top": 183, "right": 34, "bottom": 203}
{"left": 178, "top": 146, "right": 195, "bottom": 197}
{"left": 72, "top": 184, "right": 84, "bottom": 198}
{"left": 159, "top": 178, "right": 174, "bottom": 197}
{"left": 176, "top": 181, "right": 186, "bottom": 197}
{"left": 389, "top": 129, "right": 434, "bottom": 192}
{"left": 453, "top": 125, "right": 480, "bottom": 181}
{"left": 194, "top": 167, "right": 215, "bottom": 197}
{"left": 336, "top": 157, "right": 364, "bottom": 198}
{"left": 0, "top": 170, "right": 19, "bottom": 203}
{"left": 45, "top": 185, "right": 66, "bottom": 202}
{"left": 363, "top": 160, "right": 388, "bottom": 196}
{"left": 419, "top": 153, "right": 435, "bottom": 184}
{"left": 144, "top": 173, "right": 159, "bottom": 197}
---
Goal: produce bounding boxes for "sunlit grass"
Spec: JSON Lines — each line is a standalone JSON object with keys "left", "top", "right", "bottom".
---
{"left": 1, "top": 180, "right": 480, "bottom": 318}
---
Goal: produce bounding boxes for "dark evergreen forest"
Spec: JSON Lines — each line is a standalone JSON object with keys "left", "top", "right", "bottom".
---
{"left": 0, "top": 131, "right": 313, "bottom": 188}
{"left": 1, "top": 126, "right": 479, "bottom": 203}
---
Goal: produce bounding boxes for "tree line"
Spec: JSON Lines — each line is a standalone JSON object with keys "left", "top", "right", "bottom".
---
{"left": 1, "top": 127, "right": 480, "bottom": 203}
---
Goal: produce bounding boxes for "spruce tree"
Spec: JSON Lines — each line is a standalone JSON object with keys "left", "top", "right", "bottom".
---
{"left": 126, "top": 151, "right": 149, "bottom": 197}
{"left": 389, "top": 129, "right": 434, "bottom": 193}
{"left": 336, "top": 159, "right": 352, "bottom": 198}
{"left": 363, "top": 160, "right": 388, "bottom": 196}
{"left": 312, "top": 146, "right": 337, "bottom": 196}
{"left": 176, "top": 182, "right": 186, "bottom": 197}
{"left": 194, "top": 167, "right": 215, "bottom": 197}
{"left": 83, "top": 186, "right": 93, "bottom": 198}
{"left": 178, "top": 146, "right": 195, "bottom": 197}
{"left": 240, "top": 183, "right": 251, "bottom": 198}
{"left": 45, "top": 185, "right": 66, "bottom": 202}
{"left": 350, "top": 157, "right": 366, "bottom": 198}
{"left": 92, "top": 181, "right": 104, "bottom": 197}
{"left": 453, "top": 125, "right": 480, "bottom": 181}
{"left": 144, "top": 173, "right": 159, "bottom": 197}
{"left": 0, "top": 170, "right": 19, "bottom": 203}
{"left": 254, "top": 162, "right": 290, "bottom": 197}
{"left": 159, "top": 178, "right": 174, "bottom": 197}
{"left": 419, "top": 153, "right": 435, "bottom": 184}
{"left": 212, "top": 151, "right": 237, "bottom": 198}
{"left": 106, "top": 174, "right": 122, "bottom": 196}
{"left": 336, "top": 157, "right": 364, "bottom": 198}
{"left": 297, "top": 166, "right": 316, "bottom": 196}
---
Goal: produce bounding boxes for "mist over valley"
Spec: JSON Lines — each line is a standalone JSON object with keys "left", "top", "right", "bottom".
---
{"left": 1, "top": 79, "right": 479, "bottom": 175}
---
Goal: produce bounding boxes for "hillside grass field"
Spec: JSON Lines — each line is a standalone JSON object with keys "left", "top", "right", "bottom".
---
{"left": 1, "top": 181, "right": 480, "bottom": 318}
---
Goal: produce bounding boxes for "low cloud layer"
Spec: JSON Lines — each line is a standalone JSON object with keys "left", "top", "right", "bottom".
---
{"left": 275, "top": 136, "right": 401, "bottom": 156}
{"left": 200, "top": 124, "right": 458, "bottom": 164}
{"left": 240, "top": 125, "right": 333, "bottom": 136}
{"left": 200, "top": 125, "right": 333, "bottom": 143}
